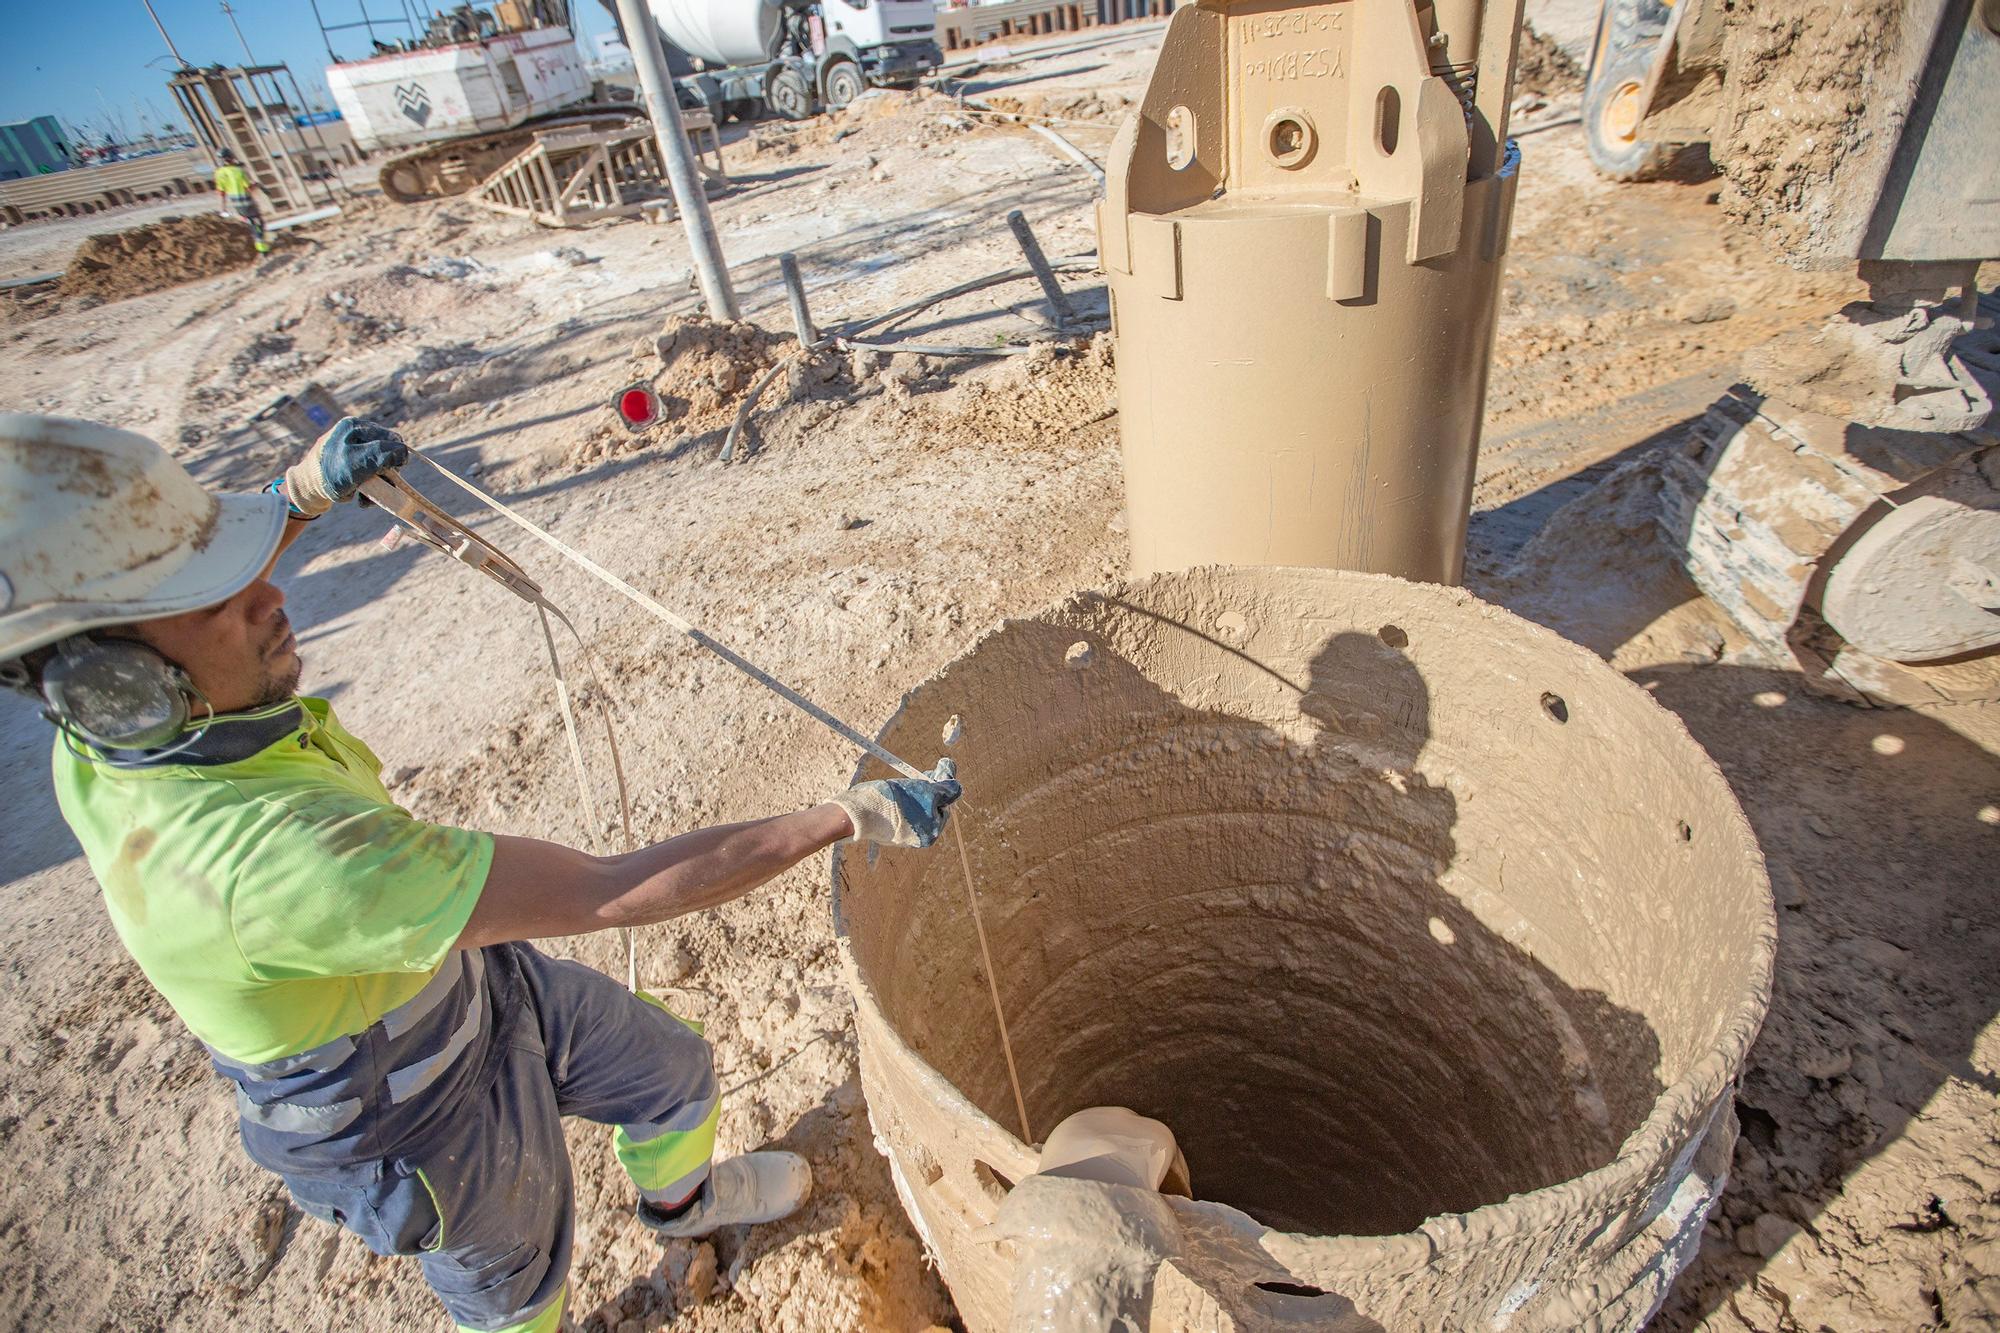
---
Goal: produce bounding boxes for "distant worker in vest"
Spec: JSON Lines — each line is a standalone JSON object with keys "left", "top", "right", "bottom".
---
{"left": 213, "top": 149, "right": 269, "bottom": 255}
{"left": 0, "top": 413, "right": 963, "bottom": 1333}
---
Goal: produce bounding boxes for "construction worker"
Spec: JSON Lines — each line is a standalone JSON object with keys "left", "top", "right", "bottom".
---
{"left": 0, "top": 413, "right": 962, "bottom": 1333}
{"left": 213, "top": 148, "right": 269, "bottom": 255}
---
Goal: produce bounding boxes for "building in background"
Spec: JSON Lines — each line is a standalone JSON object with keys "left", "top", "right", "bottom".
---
{"left": 0, "top": 117, "right": 76, "bottom": 181}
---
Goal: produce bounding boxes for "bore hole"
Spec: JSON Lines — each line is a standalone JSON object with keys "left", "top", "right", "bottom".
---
{"left": 1267, "top": 114, "right": 1312, "bottom": 168}
{"left": 1215, "top": 610, "right": 1248, "bottom": 640}
{"left": 1064, "top": 641, "right": 1094, "bottom": 670}
{"left": 1164, "top": 105, "right": 1196, "bottom": 171}
{"left": 1375, "top": 85, "right": 1402, "bottom": 155}
{"left": 1378, "top": 624, "right": 1409, "bottom": 649}
{"left": 1255, "top": 1280, "right": 1333, "bottom": 1298}
{"left": 1540, "top": 691, "right": 1569, "bottom": 724}
{"left": 1678, "top": 820, "right": 1693, "bottom": 843}
{"left": 972, "top": 1160, "right": 1015, "bottom": 1203}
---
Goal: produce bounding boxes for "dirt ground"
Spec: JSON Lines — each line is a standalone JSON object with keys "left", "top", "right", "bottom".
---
{"left": 1, "top": 16, "right": 1995, "bottom": 1333}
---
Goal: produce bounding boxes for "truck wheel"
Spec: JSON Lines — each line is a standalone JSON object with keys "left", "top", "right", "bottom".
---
{"left": 822, "top": 59, "right": 865, "bottom": 110}
{"left": 767, "top": 67, "right": 816, "bottom": 122}
{"left": 1584, "top": 47, "right": 1675, "bottom": 181}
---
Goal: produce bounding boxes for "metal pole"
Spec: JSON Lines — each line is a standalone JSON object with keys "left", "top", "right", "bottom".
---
{"left": 308, "top": 0, "right": 341, "bottom": 62}
{"left": 1006, "top": 209, "right": 1075, "bottom": 331}
{"left": 138, "top": 0, "right": 190, "bottom": 68}
{"left": 778, "top": 252, "right": 816, "bottom": 344}
{"left": 287, "top": 68, "right": 348, "bottom": 202}
{"left": 614, "top": 0, "right": 740, "bottom": 320}
{"left": 220, "top": 1, "right": 259, "bottom": 64}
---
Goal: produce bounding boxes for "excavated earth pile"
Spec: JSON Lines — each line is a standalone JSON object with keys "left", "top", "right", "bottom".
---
{"left": 55, "top": 214, "right": 264, "bottom": 304}
{"left": 1515, "top": 22, "right": 1585, "bottom": 98}
{"left": 566, "top": 318, "right": 1117, "bottom": 467}
{"left": 566, "top": 315, "right": 794, "bottom": 466}
{"left": 835, "top": 566, "right": 1776, "bottom": 1330}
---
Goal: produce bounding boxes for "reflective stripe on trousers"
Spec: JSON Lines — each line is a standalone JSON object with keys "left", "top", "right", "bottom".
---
{"left": 222, "top": 942, "right": 719, "bottom": 1332}
{"left": 219, "top": 948, "right": 491, "bottom": 1167}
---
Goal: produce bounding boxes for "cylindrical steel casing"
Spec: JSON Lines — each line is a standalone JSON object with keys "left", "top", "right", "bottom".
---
{"left": 1109, "top": 177, "right": 1515, "bottom": 581}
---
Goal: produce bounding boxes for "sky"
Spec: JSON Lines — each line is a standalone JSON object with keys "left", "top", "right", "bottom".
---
{"left": 0, "top": 0, "right": 620, "bottom": 140}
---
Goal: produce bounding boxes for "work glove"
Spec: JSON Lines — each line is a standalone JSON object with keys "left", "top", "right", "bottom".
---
{"left": 280, "top": 417, "right": 409, "bottom": 518}
{"left": 835, "top": 758, "right": 962, "bottom": 849}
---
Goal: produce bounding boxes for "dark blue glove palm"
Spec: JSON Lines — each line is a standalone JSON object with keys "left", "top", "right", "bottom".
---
{"left": 837, "top": 757, "right": 963, "bottom": 849}
{"left": 281, "top": 417, "right": 409, "bottom": 517}
{"left": 884, "top": 758, "right": 962, "bottom": 845}
{"left": 317, "top": 418, "right": 409, "bottom": 502}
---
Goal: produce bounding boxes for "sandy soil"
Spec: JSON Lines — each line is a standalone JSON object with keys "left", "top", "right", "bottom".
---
{"left": 52, "top": 213, "right": 272, "bottom": 304}
{"left": 1, "top": 18, "right": 1994, "bottom": 1333}
{"left": 0, "top": 196, "right": 218, "bottom": 281}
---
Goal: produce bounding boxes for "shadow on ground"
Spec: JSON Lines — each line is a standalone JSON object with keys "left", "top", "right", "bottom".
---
{"left": 1477, "top": 444, "right": 2000, "bottom": 1328}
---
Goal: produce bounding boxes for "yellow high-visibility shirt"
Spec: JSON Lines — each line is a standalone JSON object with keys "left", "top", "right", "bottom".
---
{"left": 214, "top": 164, "right": 252, "bottom": 197}
{"left": 53, "top": 697, "right": 493, "bottom": 1062}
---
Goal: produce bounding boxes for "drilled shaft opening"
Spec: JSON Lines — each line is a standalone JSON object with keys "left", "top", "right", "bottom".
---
{"left": 840, "top": 570, "right": 1770, "bottom": 1241}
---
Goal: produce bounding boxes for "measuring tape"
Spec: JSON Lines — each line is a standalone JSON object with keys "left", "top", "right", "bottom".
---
{"left": 359, "top": 458, "right": 1034, "bottom": 1142}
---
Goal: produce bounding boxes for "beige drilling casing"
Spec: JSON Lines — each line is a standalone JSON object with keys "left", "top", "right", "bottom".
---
{"left": 1100, "top": 0, "right": 1525, "bottom": 582}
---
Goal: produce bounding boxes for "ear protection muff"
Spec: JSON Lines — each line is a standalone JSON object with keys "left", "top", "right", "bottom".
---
{"left": 40, "top": 637, "right": 204, "bottom": 754}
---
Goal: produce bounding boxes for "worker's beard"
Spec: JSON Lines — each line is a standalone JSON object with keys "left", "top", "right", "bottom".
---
{"left": 257, "top": 655, "right": 303, "bottom": 708}
{"left": 252, "top": 615, "right": 302, "bottom": 708}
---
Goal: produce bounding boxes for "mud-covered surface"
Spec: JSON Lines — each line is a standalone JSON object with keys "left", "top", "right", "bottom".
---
{"left": 839, "top": 565, "right": 1773, "bottom": 1328}
{"left": 1704, "top": 0, "right": 1911, "bottom": 266}
{"left": 0, "top": 12, "right": 1995, "bottom": 1332}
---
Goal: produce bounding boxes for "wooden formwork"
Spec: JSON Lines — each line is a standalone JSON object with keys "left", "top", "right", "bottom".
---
{"left": 471, "top": 112, "right": 725, "bottom": 229}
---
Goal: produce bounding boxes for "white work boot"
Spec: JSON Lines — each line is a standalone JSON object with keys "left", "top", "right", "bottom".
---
{"left": 638, "top": 1152, "right": 812, "bottom": 1238}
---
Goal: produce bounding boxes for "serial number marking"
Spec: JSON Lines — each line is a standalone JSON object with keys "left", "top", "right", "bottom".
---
{"left": 1242, "top": 47, "right": 1343, "bottom": 80}
{"left": 1240, "top": 11, "right": 1344, "bottom": 40}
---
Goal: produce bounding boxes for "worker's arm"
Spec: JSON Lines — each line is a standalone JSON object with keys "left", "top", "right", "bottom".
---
{"left": 461, "top": 805, "right": 849, "bottom": 948}
{"left": 258, "top": 417, "right": 407, "bottom": 570}
{"left": 264, "top": 517, "right": 313, "bottom": 574}
{"left": 459, "top": 765, "right": 959, "bottom": 948}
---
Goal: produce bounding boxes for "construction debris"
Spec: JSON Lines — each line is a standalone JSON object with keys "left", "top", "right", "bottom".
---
{"left": 1514, "top": 22, "right": 1585, "bottom": 97}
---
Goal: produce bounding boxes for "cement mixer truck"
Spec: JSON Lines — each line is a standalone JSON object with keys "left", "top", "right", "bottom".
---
{"left": 328, "top": 0, "right": 939, "bottom": 201}
{"left": 626, "top": 0, "right": 943, "bottom": 122}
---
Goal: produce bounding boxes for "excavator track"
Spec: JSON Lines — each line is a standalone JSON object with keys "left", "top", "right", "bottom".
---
{"left": 376, "top": 104, "right": 650, "bottom": 204}
{"left": 1659, "top": 385, "right": 2000, "bottom": 708}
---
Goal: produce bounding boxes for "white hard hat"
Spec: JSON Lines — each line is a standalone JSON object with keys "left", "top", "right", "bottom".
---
{"left": 0, "top": 413, "right": 287, "bottom": 661}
